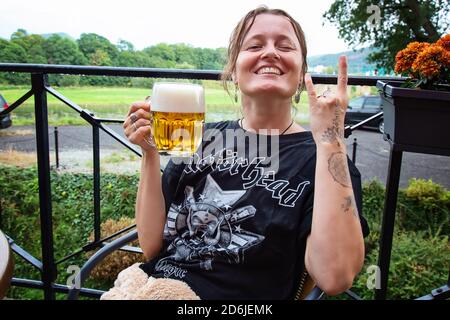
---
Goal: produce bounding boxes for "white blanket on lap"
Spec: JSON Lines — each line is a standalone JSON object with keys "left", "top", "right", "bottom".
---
{"left": 100, "top": 263, "right": 200, "bottom": 300}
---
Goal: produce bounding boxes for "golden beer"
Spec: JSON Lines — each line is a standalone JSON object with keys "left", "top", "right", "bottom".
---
{"left": 151, "top": 83, "right": 205, "bottom": 155}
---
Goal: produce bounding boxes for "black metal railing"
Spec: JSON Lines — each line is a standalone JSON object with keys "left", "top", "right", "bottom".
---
{"left": 0, "top": 63, "right": 403, "bottom": 300}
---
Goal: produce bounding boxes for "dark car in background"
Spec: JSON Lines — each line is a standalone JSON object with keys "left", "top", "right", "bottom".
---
{"left": 345, "top": 95, "right": 384, "bottom": 133}
{"left": 0, "top": 94, "right": 12, "bottom": 129}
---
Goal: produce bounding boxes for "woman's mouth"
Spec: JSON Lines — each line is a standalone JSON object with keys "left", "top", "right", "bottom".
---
{"left": 255, "top": 66, "right": 283, "bottom": 75}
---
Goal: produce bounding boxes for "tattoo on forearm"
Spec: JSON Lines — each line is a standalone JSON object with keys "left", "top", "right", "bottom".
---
{"left": 321, "top": 108, "right": 343, "bottom": 147}
{"left": 327, "top": 152, "right": 351, "bottom": 188}
{"left": 341, "top": 196, "right": 359, "bottom": 219}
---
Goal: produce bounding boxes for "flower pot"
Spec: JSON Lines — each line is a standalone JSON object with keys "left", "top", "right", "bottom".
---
{"left": 376, "top": 80, "right": 450, "bottom": 154}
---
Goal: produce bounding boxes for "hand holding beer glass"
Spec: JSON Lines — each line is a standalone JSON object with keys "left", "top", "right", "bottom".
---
{"left": 124, "top": 82, "right": 205, "bottom": 156}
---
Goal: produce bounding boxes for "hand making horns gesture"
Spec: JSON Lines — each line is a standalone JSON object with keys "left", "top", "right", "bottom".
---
{"left": 305, "top": 56, "right": 349, "bottom": 148}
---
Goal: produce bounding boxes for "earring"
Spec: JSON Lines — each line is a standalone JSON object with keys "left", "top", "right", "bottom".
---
{"left": 234, "top": 83, "right": 239, "bottom": 103}
{"left": 294, "top": 87, "right": 301, "bottom": 104}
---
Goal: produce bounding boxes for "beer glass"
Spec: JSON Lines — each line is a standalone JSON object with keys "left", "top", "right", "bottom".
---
{"left": 150, "top": 82, "right": 205, "bottom": 155}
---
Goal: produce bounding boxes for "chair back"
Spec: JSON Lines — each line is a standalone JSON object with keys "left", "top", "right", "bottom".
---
{"left": 0, "top": 230, "right": 14, "bottom": 299}
{"left": 294, "top": 270, "right": 316, "bottom": 300}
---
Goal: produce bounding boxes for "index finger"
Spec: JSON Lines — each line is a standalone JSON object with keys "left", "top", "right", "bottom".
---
{"left": 304, "top": 74, "right": 318, "bottom": 105}
{"left": 337, "top": 56, "right": 348, "bottom": 95}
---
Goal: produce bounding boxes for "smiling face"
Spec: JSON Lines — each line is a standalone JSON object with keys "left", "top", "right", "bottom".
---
{"left": 234, "top": 14, "right": 303, "bottom": 100}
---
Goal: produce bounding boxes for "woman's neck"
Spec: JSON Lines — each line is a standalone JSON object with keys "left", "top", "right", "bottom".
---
{"left": 240, "top": 96, "right": 298, "bottom": 134}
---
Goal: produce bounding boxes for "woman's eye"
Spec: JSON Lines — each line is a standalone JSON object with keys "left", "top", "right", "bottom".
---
{"left": 279, "top": 45, "right": 293, "bottom": 51}
{"left": 248, "top": 45, "right": 262, "bottom": 50}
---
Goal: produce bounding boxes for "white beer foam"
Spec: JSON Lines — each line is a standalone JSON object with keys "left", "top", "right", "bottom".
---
{"left": 151, "top": 82, "right": 205, "bottom": 113}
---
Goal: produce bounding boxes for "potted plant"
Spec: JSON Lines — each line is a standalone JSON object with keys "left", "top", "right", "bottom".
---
{"left": 377, "top": 34, "right": 450, "bottom": 154}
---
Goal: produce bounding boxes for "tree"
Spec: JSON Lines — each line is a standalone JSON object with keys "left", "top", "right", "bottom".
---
{"left": 0, "top": 39, "right": 26, "bottom": 62}
{"left": 117, "top": 39, "right": 134, "bottom": 52}
{"left": 10, "top": 29, "right": 28, "bottom": 40}
{"left": 172, "top": 43, "right": 196, "bottom": 65}
{"left": 323, "top": 0, "right": 450, "bottom": 72}
{"left": 11, "top": 32, "right": 47, "bottom": 64}
{"left": 44, "top": 35, "right": 87, "bottom": 65}
{"left": 77, "top": 33, "right": 119, "bottom": 65}
{"left": 0, "top": 28, "right": 230, "bottom": 86}
{"left": 143, "top": 43, "right": 176, "bottom": 62}
{"left": 116, "top": 51, "right": 153, "bottom": 67}
{"left": 43, "top": 35, "right": 87, "bottom": 86}
{"left": 323, "top": 66, "right": 338, "bottom": 75}
{"left": 192, "top": 47, "right": 224, "bottom": 70}
{"left": 116, "top": 50, "right": 137, "bottom": 67}
{"left": 0, "top": 39, "right": 29, "bottom": 84}
{"left": 90, "top": 49, "right": 112, "bottom": 66}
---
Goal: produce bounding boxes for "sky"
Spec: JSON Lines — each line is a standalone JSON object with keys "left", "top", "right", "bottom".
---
{"left": 1, "top": 0, "right": 353, "bottom": 56}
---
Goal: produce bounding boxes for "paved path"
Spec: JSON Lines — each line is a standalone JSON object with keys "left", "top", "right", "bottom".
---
{"left": 1, "top": 125, "right": 449, "bottom": 188}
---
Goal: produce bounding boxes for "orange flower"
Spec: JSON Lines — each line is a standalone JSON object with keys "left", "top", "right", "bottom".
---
{"left": 394, "top": 42, "right": 430, "bottom": 74}
{"left": 395, "top": 36, "right": 450, "bottom": 89}
{"left": 412, "top": 45, "right": 450, "bottom": 78}
{"left": 436, "top": 34, "right": 450, "bottom": 51}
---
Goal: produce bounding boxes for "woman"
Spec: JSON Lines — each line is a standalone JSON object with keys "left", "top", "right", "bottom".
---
{"left": 121, "top": 6, "right": 369, "bottom": 299}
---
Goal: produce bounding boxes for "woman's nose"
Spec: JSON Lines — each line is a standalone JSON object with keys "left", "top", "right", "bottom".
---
{"left": 261, "top": 44, "right": 280, "bottom": 60}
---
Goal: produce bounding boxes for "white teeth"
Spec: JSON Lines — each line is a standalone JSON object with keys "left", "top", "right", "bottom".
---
{"left": 257, "top": 67, "right": 281, "bottom": 75}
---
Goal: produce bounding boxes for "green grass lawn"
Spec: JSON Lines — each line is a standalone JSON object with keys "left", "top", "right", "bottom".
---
{"left": 1, "top": 85, "right": 310, "bottom": 125}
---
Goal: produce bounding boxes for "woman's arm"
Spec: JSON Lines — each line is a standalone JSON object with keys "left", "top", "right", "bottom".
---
{"left": 123, "top": 101, "right": 167, "bottom": 260}
{"left": 135, "top": 149, "right": 167, "bottom": 260}
{"left": 303, "top": 57, "right": 365, "bottom": 295}
{"left": 305, "top": 142, "right": 365, "bottom": 295}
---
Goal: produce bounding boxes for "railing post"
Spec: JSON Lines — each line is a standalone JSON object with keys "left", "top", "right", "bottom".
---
{"left": 54, "top": 126, "right": 59, "bottom": 169}
{"left": 93, "top": 125, "right": 101, "bottom": 242}
{"left": 31, "top": 73, "right": 56, "bottom": 300}
{"left": 375, "top": 146, "right": 403, "bottom": 300}
{"left": 352, "top": 138, "right": 357, "bottom": 164}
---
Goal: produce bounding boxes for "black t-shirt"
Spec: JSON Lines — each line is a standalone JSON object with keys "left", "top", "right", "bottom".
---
{"left": 140, "top": 120, "right": 369, "bottom": 299}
